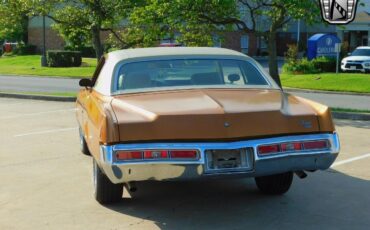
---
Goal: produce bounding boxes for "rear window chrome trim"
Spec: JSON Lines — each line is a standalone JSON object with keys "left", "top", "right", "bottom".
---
{"left": 111, "top": 57, "right": 276, "bottom": 95}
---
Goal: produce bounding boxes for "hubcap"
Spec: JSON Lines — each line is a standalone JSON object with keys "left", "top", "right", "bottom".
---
{"left": 79, "top": 129, "right": 84, "bottom": 148}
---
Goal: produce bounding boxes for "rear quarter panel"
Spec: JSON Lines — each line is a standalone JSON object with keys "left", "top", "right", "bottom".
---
{"left": 77, "top": 90, "right": 118, "bottom": 159}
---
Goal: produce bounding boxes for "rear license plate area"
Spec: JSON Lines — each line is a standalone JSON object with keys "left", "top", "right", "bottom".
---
{"left": 204, "top": 148, "right": 254, "bottom": 174}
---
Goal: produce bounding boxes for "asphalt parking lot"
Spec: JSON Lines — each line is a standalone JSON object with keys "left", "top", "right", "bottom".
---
{"left": 1, "top": 98, "right": 370, "bottom": 230}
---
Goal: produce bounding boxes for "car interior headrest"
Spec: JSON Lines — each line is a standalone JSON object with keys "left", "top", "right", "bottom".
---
{"left": 228, "top": 74, "right": 240, "bottom": 83}
{"left": 123, "top": 72, "right": 152, "bottom": 89}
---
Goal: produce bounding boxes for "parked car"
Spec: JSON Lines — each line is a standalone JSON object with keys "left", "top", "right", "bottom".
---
{"left": 341, "top": 46, "right": 370, "bottom": 73}
{"left": 76, "top": 47, "right": 340, "bottom": 204}
{"left": 2, "top": 41, "right": 18, "bottom": 53}
{"left": 159, "top": 42, "right": 182, "bottom": 47}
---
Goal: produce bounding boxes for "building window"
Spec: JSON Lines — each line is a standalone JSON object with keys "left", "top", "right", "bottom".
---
{"left": 213, "top": 35, "right": 221, "bottom": 47}
{"left": 241, "top": 35, "right": 249, "bottom": 54}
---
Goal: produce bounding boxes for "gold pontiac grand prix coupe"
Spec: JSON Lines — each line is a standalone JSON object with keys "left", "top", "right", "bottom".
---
{"left": 76, "top": 47, "right": 340, "bottom": 204}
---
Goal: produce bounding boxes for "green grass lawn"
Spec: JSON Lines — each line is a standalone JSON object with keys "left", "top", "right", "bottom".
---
{"left": 331, "top": 107, "right": 370, "bottom": 114}
{"left": 281, "top": 73, "right": 370, "bottom": 94}
{"left": 0, "top": 55, "right": 96, "bottom": 78}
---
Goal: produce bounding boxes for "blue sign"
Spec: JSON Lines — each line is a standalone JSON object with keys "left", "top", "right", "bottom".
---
{"left": 307, "top": 34, "right": 341, "bottom": 60}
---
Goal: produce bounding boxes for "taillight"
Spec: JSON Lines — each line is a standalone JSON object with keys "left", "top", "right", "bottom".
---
{"left": 281, "top": 142, "right": 302, "bottom": 152}
{"left": 303, "top": 140, "right": 329, "bottom": 150}
{"left": 144, "top": 150, "right": 169, "bottom": 159}
{"left": 169, "top": 150, "right": 199, "bottom": 159}
{"left": 258, "top": 145, "right": 280, "bottom": 155}
{"left": 116, "top": 151, "right": 143, "bottom": 160}
{"left": 258, "top": 140, "right": 329, "bottom": 155}
{"left": 114, "top": 149, "right": 199, "bottom": 161}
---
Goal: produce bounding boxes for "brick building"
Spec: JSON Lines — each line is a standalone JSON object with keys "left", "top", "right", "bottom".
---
{"left": 28, "top": 17, "right": 64, "bottom": 51}
{"left": 27, "top": 1, "right": 369, "bottom": 57}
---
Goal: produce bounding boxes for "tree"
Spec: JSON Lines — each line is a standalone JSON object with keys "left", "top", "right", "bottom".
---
{"left": 126, "top": 0, "right": 321, "bottom": 87}
{"left": 49, "top": 0, "right": 142, "bottom": 60}
{"left": 0, "top": 0, "right": 30, "bottom": 43}
{"left": 125, "top": 0, "right": 236, "bottom": 47}
{"left": 0, "top": 0, "right": 59, "bottom": 43}
{"left": 232, "top": 0, "right": 321, "bottom": 86}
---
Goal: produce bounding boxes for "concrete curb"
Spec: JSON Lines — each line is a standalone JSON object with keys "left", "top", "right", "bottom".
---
{"left": 0, "top": 92, "right": 76, "bottom": 102}
{"left": 284, "top": 88, "right": 370, "bottom": 97}
{"left": 332, "top": 112, "right": 370, "bottom": 121}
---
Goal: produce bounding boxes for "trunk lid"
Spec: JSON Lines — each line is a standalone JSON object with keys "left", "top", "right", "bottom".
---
{"left": 111, "top": 89, "right": 320, "bottom": 142}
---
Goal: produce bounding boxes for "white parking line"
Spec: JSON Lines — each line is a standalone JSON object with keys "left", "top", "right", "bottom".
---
{"left": 0, "top": 100, "right": 43, "bottom": 106}
{"left": 0, "top": 108, "right": 76, "bottom": 119}
{"left": 14, "top": 127, "right": 78, "bottom": 137}
{"left": 332, "top": 153, "right": 370, "bottom": 167}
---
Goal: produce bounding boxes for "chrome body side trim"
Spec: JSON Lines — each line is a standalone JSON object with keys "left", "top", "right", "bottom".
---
{"left": 97, "top": 133, "right": 340, "bottom": 183}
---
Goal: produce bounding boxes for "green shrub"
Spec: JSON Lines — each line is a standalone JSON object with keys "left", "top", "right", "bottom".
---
{"left": 283, "top": 58, "right": 319, "bottom": 74}
{"left": 0, "top": 48, "right": 2, "bottom": 57}
{"left": 312, "top": 56, "right": 337, "bottom": 72}
{"left": 283, "top": 55, "right": 338, "bottom": 74}
{"left": 14, "top": 44, "right": 37, "bottom": 55}
{"left": 64, "top": 45, "right": 96, "bottom": 58}
{"left": 296, "top": 58, "right": 318, "bottom": 74}
{"left": 47, "top": 50, "right": 82, "bottom": 67}
{"left": 285, "top": 44, "right": 298, "bottom": 65}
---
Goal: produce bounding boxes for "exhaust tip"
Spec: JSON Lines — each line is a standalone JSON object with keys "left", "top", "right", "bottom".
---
{"left": 295, "top": 171, "right": 307, "bottom": 179}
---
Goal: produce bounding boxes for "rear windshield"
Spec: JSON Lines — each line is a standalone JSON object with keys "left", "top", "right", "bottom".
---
{"left": 115, "top": 59, "right": 269, "bottom": 93}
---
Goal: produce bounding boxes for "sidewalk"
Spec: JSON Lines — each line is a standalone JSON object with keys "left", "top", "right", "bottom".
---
{"left": 0, "top": 75, "right": 79, "bottom": 93}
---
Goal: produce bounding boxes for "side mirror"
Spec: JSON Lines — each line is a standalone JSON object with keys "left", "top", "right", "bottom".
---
{"left": 228, "top": 74, "right": 240, "bottom": 83}
{"left": 348, "top": 52, "right": 351, "bottom": 56}
{"left": 79, "top": 78, "right": 92, "bottom": 88}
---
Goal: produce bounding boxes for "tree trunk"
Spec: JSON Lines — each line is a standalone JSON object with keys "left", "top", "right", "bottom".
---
{"left": 267, "top": 31, "right": 282, "bottom": 87}
{"left": 21, "top": 15, "right": 29, "bottom": 44}
{"left": 91, "top": 25, "right": 104, "bottom": 60}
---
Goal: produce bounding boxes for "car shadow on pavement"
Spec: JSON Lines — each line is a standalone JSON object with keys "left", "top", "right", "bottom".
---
{"left": 103, "top": 170, "right": 370, "bottom": 229}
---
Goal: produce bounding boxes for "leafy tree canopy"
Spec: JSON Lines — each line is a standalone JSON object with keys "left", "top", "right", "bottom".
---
{"left": 50, "top": 0, "right": 142, "bottom": 58}
{"left": 124, "top": 0, "right": 237, "bottom": 47}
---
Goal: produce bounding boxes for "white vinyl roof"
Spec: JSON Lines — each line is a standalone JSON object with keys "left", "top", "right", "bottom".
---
{"left": 106, "top": 47, "right": 247, "bottom": 63}
{"left": 94, "top": 47, "right": 279, "bottom": 96}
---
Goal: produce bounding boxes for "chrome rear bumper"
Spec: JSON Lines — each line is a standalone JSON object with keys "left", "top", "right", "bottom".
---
{"left": 98, "top": 133, "right": 340, "bottom": 183}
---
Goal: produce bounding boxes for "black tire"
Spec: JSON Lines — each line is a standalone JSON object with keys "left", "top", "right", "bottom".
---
{"left": 79, "top": 128, "right": 90, "bottom": 156}
{"left": 93, "top": 159, "right": 123, "bottom": 204}
{"left": 255, "top": 172, "right": 293, "bottom": 195}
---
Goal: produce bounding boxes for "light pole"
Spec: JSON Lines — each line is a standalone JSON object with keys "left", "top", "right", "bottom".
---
{"left": 297, "top": 19, "right": 300, "bottom": 48}
{"left": 41, "top": 5, "right": 47, "bottom": 67}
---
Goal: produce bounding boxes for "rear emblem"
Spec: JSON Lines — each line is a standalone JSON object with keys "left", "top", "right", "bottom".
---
{"left": 300, "top": 120, "right": 312, "bottom": 129}
{"left": 224, "top": 122, "right": 231, "bottom": 128}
